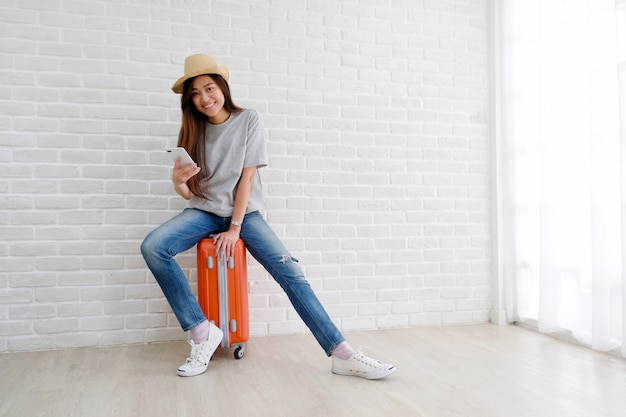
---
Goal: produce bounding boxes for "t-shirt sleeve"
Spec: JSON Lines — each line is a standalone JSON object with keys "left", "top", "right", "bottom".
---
{"left": 244, "top": 110, "right": 269, "bottom": 169}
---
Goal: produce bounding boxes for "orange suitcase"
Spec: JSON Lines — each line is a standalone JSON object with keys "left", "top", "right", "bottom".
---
{"left": 197, "top": 238, "right": 249, "bottom": 359}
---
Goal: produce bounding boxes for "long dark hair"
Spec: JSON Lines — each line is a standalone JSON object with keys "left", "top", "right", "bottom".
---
{"left": 177, "top": 74, "right": 243, "bottom": 199}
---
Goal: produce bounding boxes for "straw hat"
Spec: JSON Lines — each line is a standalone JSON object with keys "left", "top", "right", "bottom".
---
{"left": 171, "top": 54, "right": 230, "bottom": 94}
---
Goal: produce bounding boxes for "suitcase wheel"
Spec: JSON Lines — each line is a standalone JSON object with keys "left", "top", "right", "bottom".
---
{"left": 234, "top": 346, "right": 245, "bottom": 360}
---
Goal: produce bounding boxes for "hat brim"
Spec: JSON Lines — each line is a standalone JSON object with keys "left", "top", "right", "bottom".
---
{"left": 171, "top": 66, "right": 230, "bottom": 94}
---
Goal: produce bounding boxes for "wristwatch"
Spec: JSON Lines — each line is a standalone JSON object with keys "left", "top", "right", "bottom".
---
{"left": 231, "top": 220, "right": 242, "bottom": 227}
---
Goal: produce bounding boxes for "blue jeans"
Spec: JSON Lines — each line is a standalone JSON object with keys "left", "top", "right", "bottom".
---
{"left": 140, "top": 208, "right": 345, "bottom": 355}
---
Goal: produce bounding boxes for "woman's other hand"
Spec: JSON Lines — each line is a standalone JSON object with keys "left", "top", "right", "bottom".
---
{"left": 212, "top": 229, "right": 240, "bottom": 260}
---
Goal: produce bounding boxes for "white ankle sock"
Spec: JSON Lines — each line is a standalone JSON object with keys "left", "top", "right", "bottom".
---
{"left": 331, "top": 341, "right": 355, "bottom": 360}
{"left": 191, "top": 320, "right": 210, "bottom": 344}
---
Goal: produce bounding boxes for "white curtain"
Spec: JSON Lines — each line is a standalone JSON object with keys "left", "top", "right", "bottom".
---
{"left": 497, "top": 0, "right": 626, "bottom": 356}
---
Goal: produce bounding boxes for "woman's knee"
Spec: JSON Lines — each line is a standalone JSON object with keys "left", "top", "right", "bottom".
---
{"left": 140, "top": 234, "right": 153, "bottom": 260}
{"left": 140, "top": 229, "right": 165, "bottom": 261}
{"left": 272, "top": 255, "right": 307, "bottom": 283}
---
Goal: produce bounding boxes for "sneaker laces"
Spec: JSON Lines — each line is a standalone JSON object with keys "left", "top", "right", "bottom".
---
{"left": 185, "top": 340, "right": 207, "bottom": 366}
{"left": 353, "top": 350, "right": 383, "bottom": 369}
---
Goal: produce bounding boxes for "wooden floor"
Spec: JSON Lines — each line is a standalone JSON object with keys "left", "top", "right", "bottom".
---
{"left": 1, "top": 324, "right": 625, "bottom": 417}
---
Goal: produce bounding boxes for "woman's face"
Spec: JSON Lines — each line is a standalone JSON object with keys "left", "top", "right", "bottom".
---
{"left": 190, "top": 74, "right": 230, "bottom": 124}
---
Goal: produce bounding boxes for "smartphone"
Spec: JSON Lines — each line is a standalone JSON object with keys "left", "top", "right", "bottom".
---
{"left": 166, "top": 147, "right": 195, "bottom": 167}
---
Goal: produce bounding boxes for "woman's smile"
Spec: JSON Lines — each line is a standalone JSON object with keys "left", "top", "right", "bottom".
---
{"left": 191, "top": 74, "right": 229, "bottom": 124}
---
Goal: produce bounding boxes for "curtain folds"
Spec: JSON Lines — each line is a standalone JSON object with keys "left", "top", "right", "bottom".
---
{"left": 498, "top": 0, "right": 626, "bottom": 356}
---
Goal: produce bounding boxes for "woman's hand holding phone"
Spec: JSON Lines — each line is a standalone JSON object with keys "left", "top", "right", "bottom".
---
{"left": 166, "top": 148, "right": 201, "bottom": 199}
{"left": 172, "top": 157, "right": 201, "bottom": 185}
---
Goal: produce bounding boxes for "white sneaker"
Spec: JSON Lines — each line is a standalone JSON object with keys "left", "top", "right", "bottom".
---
{"left": 177, "top": 322, "right": 224, "bottom": 377}
{"left": 331, "top": 351, "right": 396, "bottom": 380}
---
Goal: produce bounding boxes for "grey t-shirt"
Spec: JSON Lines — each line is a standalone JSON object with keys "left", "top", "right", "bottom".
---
{"left": 189, "top": 109, "right": 268, "bottom": 217}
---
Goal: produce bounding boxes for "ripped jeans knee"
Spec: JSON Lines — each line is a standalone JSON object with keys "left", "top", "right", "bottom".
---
{"left": 279, "top": 255, "right": 297, "bottom": 264}
{"left": 275, "top": 255, "right": 307, "bottom": 283}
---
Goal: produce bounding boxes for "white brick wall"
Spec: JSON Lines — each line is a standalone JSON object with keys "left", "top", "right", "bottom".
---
{"left": 0, "top": 0, "right": 490, "bottom": 353}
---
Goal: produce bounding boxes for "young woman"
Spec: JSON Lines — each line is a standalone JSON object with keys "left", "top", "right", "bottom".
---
{"left": 141, "top": 53, "right": 395, "bottom": 379}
